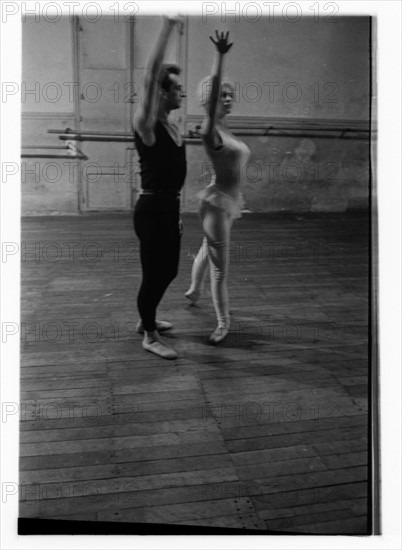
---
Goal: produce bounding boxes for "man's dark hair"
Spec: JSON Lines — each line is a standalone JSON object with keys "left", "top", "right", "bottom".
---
{"left": 160, "top": 64, "right": 181, "bottom": 92}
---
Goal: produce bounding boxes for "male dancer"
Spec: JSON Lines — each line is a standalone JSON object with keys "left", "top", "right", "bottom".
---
{"left": 133, "top": 16, "right": 186, "bottom": 359}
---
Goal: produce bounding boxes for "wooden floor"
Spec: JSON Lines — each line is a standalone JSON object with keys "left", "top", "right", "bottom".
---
{"left": 19, "top": 211, "right": 370, "bottom": 534}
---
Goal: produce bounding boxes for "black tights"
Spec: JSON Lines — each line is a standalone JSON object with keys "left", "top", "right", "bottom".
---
{"left": 133, "top": 196, "right": 181, "bottom": 332}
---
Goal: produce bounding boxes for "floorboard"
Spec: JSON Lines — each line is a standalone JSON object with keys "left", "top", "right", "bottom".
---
{"left": 19, "top": 211, "right": 371, "bottom": 534}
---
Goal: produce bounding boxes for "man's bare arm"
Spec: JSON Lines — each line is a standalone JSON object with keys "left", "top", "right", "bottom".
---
{"left": 134, "top": 16, "right": 180, "bottom": 146}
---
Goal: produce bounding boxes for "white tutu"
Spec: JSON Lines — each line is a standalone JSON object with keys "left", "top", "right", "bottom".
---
{"left": 197, "top": 184, "right": 245, "bottom": 220}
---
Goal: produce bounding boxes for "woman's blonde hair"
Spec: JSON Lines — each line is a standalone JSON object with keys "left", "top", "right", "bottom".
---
{"left": 197, "top": 76, "right": 236, "bottom": 107}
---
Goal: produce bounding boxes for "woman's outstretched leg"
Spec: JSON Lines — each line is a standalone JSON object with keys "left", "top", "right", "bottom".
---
{"left": 186, "top": 237, "right": 209, "bottom": 303}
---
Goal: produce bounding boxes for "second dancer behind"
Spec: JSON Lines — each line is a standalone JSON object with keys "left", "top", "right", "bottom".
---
{"left": 185, "top": 31, "right": 251, "bottom": 344}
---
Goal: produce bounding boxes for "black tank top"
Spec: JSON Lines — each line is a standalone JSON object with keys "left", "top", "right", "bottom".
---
{"left": 134, "top": 120, "right": 186, "bottom": 193}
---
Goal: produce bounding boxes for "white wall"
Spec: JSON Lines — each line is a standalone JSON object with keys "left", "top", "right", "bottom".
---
{"left": 22, "top": 17, "right": 74, "bottom": 114}
{"left": 185, "top": 16, "right": 370, "bottom": 120}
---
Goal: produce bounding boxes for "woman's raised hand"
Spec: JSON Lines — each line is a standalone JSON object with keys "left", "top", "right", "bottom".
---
{"left": 209, "top": 31, "right": 233, "bottom": 54}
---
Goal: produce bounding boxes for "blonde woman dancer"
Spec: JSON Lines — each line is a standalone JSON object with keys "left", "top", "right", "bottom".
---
{"left": 186, "top": 31, "right": 250, "bottom": 344}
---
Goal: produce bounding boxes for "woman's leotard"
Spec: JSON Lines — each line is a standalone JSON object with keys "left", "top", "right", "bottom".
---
{"left": 197, "top": 129, "right": 250, "bottom": 219}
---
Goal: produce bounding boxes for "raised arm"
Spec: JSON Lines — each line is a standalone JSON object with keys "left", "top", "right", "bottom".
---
{"left": 134, "top": 16, "right": 179, "bottom": 145}
{"left": 201, "top": 31, "right": 233, "bottom": 149}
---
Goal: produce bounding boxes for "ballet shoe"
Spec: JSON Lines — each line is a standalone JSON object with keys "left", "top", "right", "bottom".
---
{"left": 136, "top": 320, "right": 173, "bottom": 335}
{"left": 142, "top": 339, "right": 177, "bottom": 360}
{"left": 185, "top": 289, "right": 200, "bottom": 304}
{"left": 209, "top": 325, "right": 229, "bottom": 345}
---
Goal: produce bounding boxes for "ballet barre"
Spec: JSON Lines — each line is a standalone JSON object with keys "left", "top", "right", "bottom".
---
{"left": 187, "top": 121, "right": 372, "bottom": 140}
{"left": 48, "top": 129, "right": 134, "bottom": 143}
{"left": 47, "top": 123, "right": 372, "bottom": 145}
{"left": 21, "top": 142, "right": 88, "bottom": 160}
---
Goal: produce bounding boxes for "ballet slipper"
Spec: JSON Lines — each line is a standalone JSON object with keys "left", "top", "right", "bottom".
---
{"left": 136, "top": 320, "right": 173, "bottom": 335}
{"left": 142, "top": 338, "right": 177, "bottom": 360}
{"left": 185, "top": 288, "right": 201, "bottom": 304}
{"left": 209, "top": 325, "right": 229, "bottom": 345}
